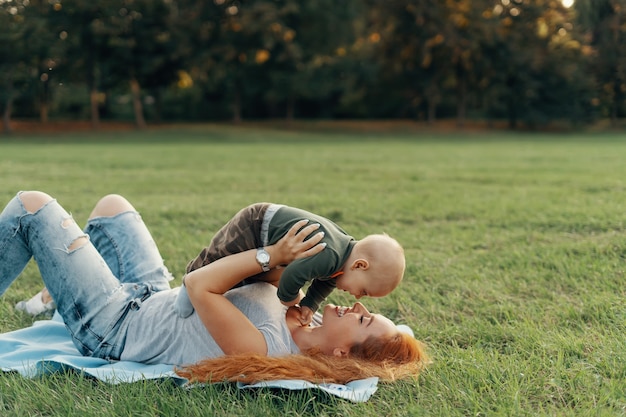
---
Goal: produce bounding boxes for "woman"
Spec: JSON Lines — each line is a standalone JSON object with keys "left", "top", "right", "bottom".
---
{"left": 0, "top": 191, "right": 427, "bottom": 384}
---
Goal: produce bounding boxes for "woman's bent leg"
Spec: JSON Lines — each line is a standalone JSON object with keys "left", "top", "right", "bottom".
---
{"left": 84, "top": 194, "right": 173, "bottom": 291}
{"left": 0, "top": 193, "right": 39, "bottom": 295}
{"left": 13, "top": 195, "right": 173, "bottom": 316}
{"left": 0, "top": 192, "right": 146, "bottom": 359}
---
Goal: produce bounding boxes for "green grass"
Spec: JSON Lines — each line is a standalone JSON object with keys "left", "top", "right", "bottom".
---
{"left": 1, "top": 123, "right": 625, "bottom": 416}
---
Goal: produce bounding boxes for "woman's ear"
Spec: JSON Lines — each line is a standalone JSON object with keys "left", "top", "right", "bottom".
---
{"left": 333, "top": 347, "right": 349, "bottom": 357}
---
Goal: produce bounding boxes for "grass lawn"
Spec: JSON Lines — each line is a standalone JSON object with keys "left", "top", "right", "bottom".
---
{"left": 0, "top": 122, "right": 625, "bottom": 416}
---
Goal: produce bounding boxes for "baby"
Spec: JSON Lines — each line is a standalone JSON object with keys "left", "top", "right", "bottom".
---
{"left": 176, "top": 203, "right": 405, "bottom": 325}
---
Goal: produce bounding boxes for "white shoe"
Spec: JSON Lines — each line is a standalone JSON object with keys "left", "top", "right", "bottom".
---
{"left": 15, "top": 290, "right": 56, "bottom": 316}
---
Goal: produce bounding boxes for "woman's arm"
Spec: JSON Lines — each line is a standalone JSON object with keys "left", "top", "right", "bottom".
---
{"left": 185, "top": 220, "right": 325, "bottom": 355}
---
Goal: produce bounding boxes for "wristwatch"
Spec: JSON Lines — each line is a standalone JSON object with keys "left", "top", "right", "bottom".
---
{"left": 256, "top": 247, "right": 271, "bottom": 272}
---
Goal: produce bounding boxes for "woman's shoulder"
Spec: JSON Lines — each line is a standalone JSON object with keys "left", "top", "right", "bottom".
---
{"left": 226, "top": 281, "right": 276, "bottom": 298}
{"left": 226, "top": 283, "right": 297, "bottom": 355}
{"left": 225, "top": 283, "right": 282, "bottom": 314}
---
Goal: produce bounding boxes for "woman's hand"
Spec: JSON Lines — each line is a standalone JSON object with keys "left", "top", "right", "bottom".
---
{"left": 267, "top": 219, "right": 326, "bottom": 266}
{"left": 185, "top": 219, "right": 325, "bottom": 356}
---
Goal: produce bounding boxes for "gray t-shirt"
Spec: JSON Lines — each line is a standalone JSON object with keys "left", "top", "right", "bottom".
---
{"left": 120, "top": 283, "right": 299, "bottom": 365}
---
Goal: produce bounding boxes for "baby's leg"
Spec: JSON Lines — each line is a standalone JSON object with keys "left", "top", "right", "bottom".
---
{"left": 186, "top": 203, "right": 270, "bottom": 273}
{"left": 177, "top": 203, "right": 269, "bottom": 318}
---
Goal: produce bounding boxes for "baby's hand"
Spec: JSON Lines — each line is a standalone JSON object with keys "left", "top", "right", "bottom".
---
{"left": 298, "top": 306, "right": 314, "bottom": 326}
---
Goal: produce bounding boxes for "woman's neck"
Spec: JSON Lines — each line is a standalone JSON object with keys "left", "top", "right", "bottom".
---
{"left": 285, "top": 307, "right": 321, "bottom": 352}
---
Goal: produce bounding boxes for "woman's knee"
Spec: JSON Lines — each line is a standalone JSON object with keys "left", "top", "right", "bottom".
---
{"left": 89, "top": 194, "right": 136, "bottom": 219}
{"left": 19, "top": 191, "right": 54, "bottom": 213}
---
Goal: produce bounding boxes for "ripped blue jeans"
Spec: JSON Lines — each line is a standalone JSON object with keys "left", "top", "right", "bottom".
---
{"left": 0, "top": 192, "right": 173, "bottom": 360}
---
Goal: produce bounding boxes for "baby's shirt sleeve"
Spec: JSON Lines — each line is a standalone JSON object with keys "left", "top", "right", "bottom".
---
{"left": 300, "top": 278, "right": 336, "bottom": 312}
{"left": 276, "top": 252, "right": 339, "bottom": 312}
{"left": 276, "top": 259, "right": 313, "bottom": 304}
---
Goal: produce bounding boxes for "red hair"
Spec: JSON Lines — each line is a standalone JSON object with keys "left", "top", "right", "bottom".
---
{"left": 176, "top": 332, "right": 428, "bottom": 385}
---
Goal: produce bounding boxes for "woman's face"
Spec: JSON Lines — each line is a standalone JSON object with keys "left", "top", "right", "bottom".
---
{"left": 319, "top": 302, "right": 397, "bottom": 355}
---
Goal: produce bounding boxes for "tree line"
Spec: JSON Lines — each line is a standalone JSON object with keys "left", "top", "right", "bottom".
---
{"left": 1, "top": 0, "right": 625, "bottom": 132}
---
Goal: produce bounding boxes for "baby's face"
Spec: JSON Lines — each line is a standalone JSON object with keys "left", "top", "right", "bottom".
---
{"left": 335, "top": 270, "right": 390, "bottom": 299}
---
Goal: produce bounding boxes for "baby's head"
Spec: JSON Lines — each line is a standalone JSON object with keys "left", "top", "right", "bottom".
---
{"left": 336, "top": 234, "right": 405, "bottom": 299}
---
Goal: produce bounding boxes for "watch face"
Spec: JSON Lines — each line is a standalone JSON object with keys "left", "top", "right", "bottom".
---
{"left": 257, "top": 251, "right": 270, "bottom": 263}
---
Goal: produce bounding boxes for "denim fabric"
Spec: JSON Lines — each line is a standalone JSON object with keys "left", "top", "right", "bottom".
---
{"left": 0, "top": 193, "right": 173, "bottom": 360}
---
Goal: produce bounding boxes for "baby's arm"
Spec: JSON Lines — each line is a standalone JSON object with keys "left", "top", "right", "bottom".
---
{"left": 279, "top": 290, "right": 313, "bottom": 325}
{"left": 277, "top": 258, "right": 337, "bottom": 325}
{"left": 298, "top": 306, "right": 314, "bottom": 326}
{"left": 299, "top": 277, "right": 336, "bottom": 314}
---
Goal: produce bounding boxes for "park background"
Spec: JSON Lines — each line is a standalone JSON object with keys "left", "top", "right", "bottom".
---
{"left": 2, "top": 0, "right": 626, "bottom": 132}
{"left": 1, "top": 1, "right": 626, "bottom": 416}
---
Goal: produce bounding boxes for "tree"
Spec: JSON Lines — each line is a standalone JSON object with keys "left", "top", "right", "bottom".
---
{"left": 179, "top": 0, "right": 361, "bottom": 122}
{"left": 442, "top": 0, "right": 499, "bottom": 127}
{"left": 0, "top": 2, "right": 27, "bottom": 133}
{"left": 22, "top": 0, "right": 63, "bottom": 123}
{"left": 482, "top": 0, "right": 591, "bottom": 128}
{"left": 97, "top": 0, "right": 183, "bottom": 128}
{"left": 51, "top": 0, "right": 112, "bottom": 128}
{"left": 0, "top": 0, "right": 60, "bottom": 131}
{"left": 576, "top": 0, "right": 626, "bottom": 125}
{"left": 364, "top": 0, "right": 449, "bottom": 121}
{"left": 265, "top": 0, "right": 360, "bottom": 120}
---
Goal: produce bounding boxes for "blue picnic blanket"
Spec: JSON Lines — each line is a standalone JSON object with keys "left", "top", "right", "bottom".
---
{"left": 0, "top": 312, "right": 378, "bottom": 402}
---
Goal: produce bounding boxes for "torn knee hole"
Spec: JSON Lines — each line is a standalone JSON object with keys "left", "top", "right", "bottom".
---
{"left": 61, "top": 217, "right": 75, "bottom": 228}
{"left": 68, "top": 236, "right": 89, "bottom": 251}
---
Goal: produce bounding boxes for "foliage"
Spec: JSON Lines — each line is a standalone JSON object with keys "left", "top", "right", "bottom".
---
{"left": 0, "top": 0, "right": 61, "bottom": 126}
{"left": 0, "top": 1, "right": 624, "bottom": 128}
{"left": 576, "top": 0, "right": 626, "bottom": 124}
{"left": 0, "top": 2, "right": 29, "bottom": 132}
